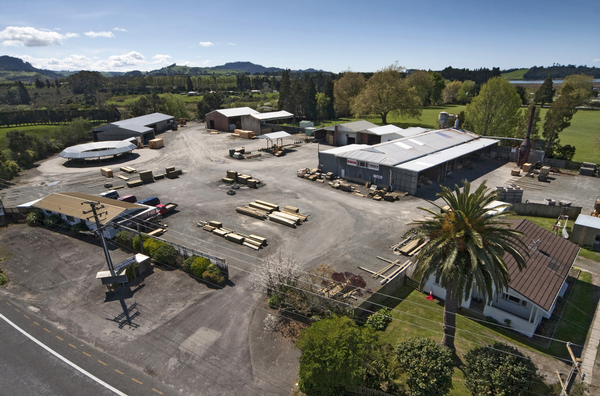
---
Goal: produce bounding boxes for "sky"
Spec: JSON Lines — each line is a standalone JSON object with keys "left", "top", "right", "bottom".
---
{"left": 1, "top": 0, "right": 599, "bottom": 73}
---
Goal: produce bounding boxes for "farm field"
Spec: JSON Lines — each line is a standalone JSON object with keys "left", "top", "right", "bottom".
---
{"left": 501, "top": 68, "right": 530, "bottom": 80}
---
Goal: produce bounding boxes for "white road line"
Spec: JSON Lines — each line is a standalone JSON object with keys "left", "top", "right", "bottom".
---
{"left": 1, "top": 314, "right": 128, "bottom": 396}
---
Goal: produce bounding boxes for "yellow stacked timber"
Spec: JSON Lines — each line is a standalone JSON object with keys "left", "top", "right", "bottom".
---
{"left": 255, "top": 200, "right": 279, "bottom": 211}
{"left": 249, "top": 202, "right": 274, "bottom": 213}
{"left": 149, "top": 138, "right": 164, "bottom": 149}
{"left": 101, "top": 167, "right": 113, "bottom": 177}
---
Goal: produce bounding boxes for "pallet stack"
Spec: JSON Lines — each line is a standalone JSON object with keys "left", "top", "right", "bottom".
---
{"left": 496, "top": 186, "right": 523, "bottom": 203}
{"left": 165, "top": 166, "right": 182, "bottom": 179}
{"left": 120, "top": 166, "right": 136, "bottom": 173}
{"left": 198, "top": 220, "right": 267, "bottom": 250}
{"left": 233, "top": 129, "right": 255, "bottom": 139}
{"left": 579, "top": 162, "right": 597, "bottom": 176}
{"left": 149, "top": 138, "right": 164, "bottom": 149}
{"left": 100, "top": 167, "right": 113, "bottom": 177}
{"left": 139, "top": 170, "right": 154, "bottom": 184}
{"left": 236, "top": 200, "right": 308, "bottom": 228}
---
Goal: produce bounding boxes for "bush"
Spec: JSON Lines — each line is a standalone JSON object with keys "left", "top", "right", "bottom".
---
{"left": 190, "top": 257, "right": 211, "bottom": 278}
{"left": 0, "top": 273, "right": 7, "bottom": 285}
{"left": 43, "top": 214, "right": 63, "bottom": 228}
{"left": 125, "top": 262, "right": 139, "bottom": 280}
{"left": 132, "top": 234, "right": 147, "bottom": 252}
{"left": 182, "top": 256, "right": 198, "bottom": 273}
{"left": 203, "top": 270, "right": 226, "bottom": 286}
{"left": 396, "top": 337, "right": 454, "bottom": 396}
{"left": 26, "top": 209, "right": 44, "bottom": 226}
{"left": 153, "top": 244, "right": 178, "bottom": 266}
{"left": 70, "top": 222, "right": 88, "bottom": 236}
{"left": 365, "top": 308, "right": 392, "bottom": 331}
{"left": 463, "top": 342, "right": 541, "bottom": 396}
{"left": 115, "top": 230, "right": 133, "bottom": 249}
{"left": 143, "top": 238, "right": 163, "bottom": 257}
{"left": 268, "top": 294, "right": 280, "bottom": 308}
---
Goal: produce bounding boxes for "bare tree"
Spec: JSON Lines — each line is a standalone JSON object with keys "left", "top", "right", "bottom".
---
{"left": 252, "top": 249, "right": 300, "bottom": 295}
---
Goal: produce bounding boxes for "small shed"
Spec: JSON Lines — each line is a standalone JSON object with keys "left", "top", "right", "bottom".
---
{"left": 257, "top": 131, "right": 291, "bottom": 149}
{"left": 571, "top": 214, "right": 600, "bottom": 249}
{"left": 241, "top": 110, "right": 294, "bottom": 135}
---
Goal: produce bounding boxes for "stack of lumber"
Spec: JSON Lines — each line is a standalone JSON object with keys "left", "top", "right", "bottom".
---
{"left": 247, "top": 179, "right": 259, "bottom": 188}
{"left": 236, "top": 206, "right": 267, "bottom": 220}
{"left": 139, "top": 170, "right": 154, "bottom": 183}
{"left": 511, "top": 168, "right": 521, "bottom": 176}
{"left": 237, "top": 174, "right": 252, "bottom": 184}
{"left": 149, "top": 138, "right": 164, "bottom": 149}
{"left": 255, "top": 200, "right": 279, "bottom": 210}
{"left": 579, "top": 162, "right": 597, "bottom": 176}
{"left": 233, "top": 129, "right": 255, "bottom": 139}
{"left": 165, "top": 166, "right": 182, "bottom": 179}
{"left": 197, "top": 220, "right": 267, "bottom": 250}
{"left": 236, "top": 200, "right": 308, "bottom": 227}
{"left": 120, "top": 166, "right": 136, "bottom": 173}
{"left": 522, "top": 163, "right": 532, "bottom": 173}
{"left": 116, "top": 174, "right": 129, "bottom": 181}
{"left": 249, "top": 202, "right": 275, "bottom": 213}
{"left": 127, "top": 179, "right": 144, "bottom": 188}
{"left": 101, "top": 167, "right": 113, "bottom": 177}
{"left": 395, "top": 238, "right": 429, "bottom": 256}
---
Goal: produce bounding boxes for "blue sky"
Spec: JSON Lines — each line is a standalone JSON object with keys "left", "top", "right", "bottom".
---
{"left": 1, "top": 0, "right": 598, "bottom": 73}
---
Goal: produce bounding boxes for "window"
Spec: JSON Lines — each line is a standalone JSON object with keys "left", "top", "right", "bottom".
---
{"left": 358, "top": 161, "right": 367, "bottom": 168}
{"left": 66, "top": 216, "right": 74, "bottom": 222}
{"left": 502, "top": 293, "right": 527, "bottom": 307}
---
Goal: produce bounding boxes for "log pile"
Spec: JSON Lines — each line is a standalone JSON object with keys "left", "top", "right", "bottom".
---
{"left": 197, "top": 220, "right": 267, "bottom": 250}
{"left": 392, "top": 237, "right": 429, "bottom": 257}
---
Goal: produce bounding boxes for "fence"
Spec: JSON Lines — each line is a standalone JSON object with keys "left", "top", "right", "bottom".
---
{"left": 2, "top": 207, "right": 29, "bottom": 223}
{"left": 510, "top": 202, "right": 582, "bottom": 219}
{"left": 262, "top": 123, "right": 305, "bottom": 134}
{"left": 353, "top": 262, "right": 411, "bottom": 318}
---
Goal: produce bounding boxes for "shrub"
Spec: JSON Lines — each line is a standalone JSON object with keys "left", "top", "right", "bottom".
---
{"left": 153, "top": 244, "right": 178, "bottom": 266}
{"left": 206, "top": 263, "right": 221, "bottom": 275}
{"left": 26, "top": 209, "right": 44, "bottom": 226}
{"left": 70, "top": 222, "right": 88, "bottom": 237}
{"left": 202, "top": 270, "right": 226, "bottom": 286}
{"left": 182, "top": 256, "right": 198, "bottom": 273}
{"left": 190, "top": 257, "right": 211, "bottom": 278}
{"left": 115, "top": 230, "right": 133, "bottom": 249}
{"left": 125, "top": 261, "right": 139, "bottom": 280}
{"left": 365, "top": 308, "right": 392, "bottom": 331}
{"left": 143, "top": 238, "right": 163, "bottom": 257}
{"left": 132, "top": 234, "right": 147, "bottom": 252}
{"left": 0, "top": 273, "right": 7, "bottom": 285}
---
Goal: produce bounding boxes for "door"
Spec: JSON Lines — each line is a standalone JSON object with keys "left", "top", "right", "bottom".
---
{"left": 209, "top": 120, "right": 215, "bottom": 129}
{"left": 341, "top": 169, "right": 345, "bottom": 179}
{"left": 347, "top": 137, "right": 356, "bottom": 144}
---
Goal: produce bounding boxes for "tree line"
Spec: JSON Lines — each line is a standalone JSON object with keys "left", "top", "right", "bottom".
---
{"left": 0, "top": 108, "right": 119, "bottom": 128}
{"left": 524, "top": 64, "right": 600, "bottom": 79}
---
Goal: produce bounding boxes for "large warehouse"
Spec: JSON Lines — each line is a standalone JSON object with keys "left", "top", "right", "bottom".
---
{"left": 205, "top": 107, "right": 259, "bottom": 132}
{"left": 318, "top": 128, "right": 498, "bottom": 195}
{"left": 240, "top": 110, "right": 294, "bottom": 135}
{"left": 92, "top": 113, "right": 175, "bottom": 143}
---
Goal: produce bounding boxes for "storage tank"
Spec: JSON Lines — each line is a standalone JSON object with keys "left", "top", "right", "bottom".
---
{"left": 438, "top": 112, "right": 449, "bottom": 129}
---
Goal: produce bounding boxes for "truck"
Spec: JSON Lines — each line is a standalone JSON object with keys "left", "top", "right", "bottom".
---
{"left": 156, "top": 203, "right": 178, "bottom": 215}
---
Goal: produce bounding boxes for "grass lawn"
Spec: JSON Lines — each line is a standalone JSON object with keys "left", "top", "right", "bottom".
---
{"left": 378, "top": 278, "right": 596, "bottom": 395}
{"left": 505, "top": 214, "right": 572, "bottom": 234}
{"left": 501, "top": 69, "right": 530, "bottom": 80}
{"left": 0, "top": 124, "right": 62, "bottom": 148}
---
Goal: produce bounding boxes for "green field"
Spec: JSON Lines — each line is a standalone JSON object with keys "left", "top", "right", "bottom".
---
{"left": 501, "top": 69, "right": 530, "bottom": 80}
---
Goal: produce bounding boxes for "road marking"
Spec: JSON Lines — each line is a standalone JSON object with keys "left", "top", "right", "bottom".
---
{"left": 14, "top": 308, "right": 20, "bottom": 312}
{"left": 33, "top": 321, "right": 40, "bottom": 326}
{"left": 6, "top": 302, "right": 10, "bottom": 306}
{"left": 115, "top": 369, "right": 124, "bottom": 375}
{"left": 152, "top": 389, "right": 163, "bottom": 394}
{"left": 56, "top": 336, "right": 63, "bottom": 341}
{"left": 44, "top": 328, "right": 51, "bottom": 333}
{"left": 132, "top": 378, "right": 142, "bottom": 385}
{"left": 69, "top": 343, "right": 77, "bottom": 349}
{"left": 24, "top": 314, "right": 30, "bottom": 319}
{"left": 83, "top": 352, "right": 91, "bottom": 357}
{"left": 1, "top": 314, "right": 128, "bottom": 396}
{"left": 98, "top": 360, "right": 107, "bottom": 366}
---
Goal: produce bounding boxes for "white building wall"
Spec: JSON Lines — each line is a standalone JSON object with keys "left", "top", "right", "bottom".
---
{"left": 422, "top": 276, "right": 472, "bottom": 309}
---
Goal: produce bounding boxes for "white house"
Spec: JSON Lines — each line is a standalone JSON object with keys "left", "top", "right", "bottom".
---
{"left": 422, "top": 219, "right": 580, "bottom": 337}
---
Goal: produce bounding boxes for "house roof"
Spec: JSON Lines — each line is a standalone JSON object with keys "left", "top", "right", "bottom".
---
{"left": 213, "top": 107, "right": 259, "bottom": 117}
{"left": 574, "top": 214, "right": 600, "bottom": 229}
{"left": 59, "top": 140, "right": 137, "bottom": 159}
{"left": 504, "top": 219, "right": 580, "bottom": 312}
{"left": 333, "top": 128, "right": 480, "bottom": 166}
{"left": 32, "top": 192, "right": 143, "bottom": 225}
{"left": 112, "top": 112, "right": 174, "bottom": 127}
{"left": 250, "top": 110, "right": 293, "bottom": 121}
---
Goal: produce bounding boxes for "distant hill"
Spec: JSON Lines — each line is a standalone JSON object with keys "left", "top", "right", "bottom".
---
{"left": 501, "top": 68, "right": 529, "bottom": 80}
{"left": 211, "top": 61, "right": 283, "bottom": 74}
{"left": 0, "top": 55, "right": 61, "bottom": 81}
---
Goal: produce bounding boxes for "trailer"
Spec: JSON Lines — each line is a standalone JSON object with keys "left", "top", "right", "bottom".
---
{"left": 156, "top": 203, "right": 178, "bottom": 215}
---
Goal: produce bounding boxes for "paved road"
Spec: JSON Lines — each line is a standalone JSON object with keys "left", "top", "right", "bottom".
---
{"left": 0, "top": 296, "right": 177, "bottom": 396}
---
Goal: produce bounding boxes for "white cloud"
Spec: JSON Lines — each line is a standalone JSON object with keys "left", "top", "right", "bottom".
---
{"left": 199, "top": 41, "right": 214, "bottom": 47}
{"left": 152, "top": 54, "right": 171, "bottom": 64}
{"left": 21, "top": 54, "right": 94, "bottom": 70}
{"left": 65, "top": 32, "right": 79, "bottom": 38}
{"left": 95, "top": 51, "right": 145, "bottom": 69}
{"left": 0, "top": 26, "right": 69, "bottom": 47}
{"left": 594, "top": 59, "right": 600, "bottom": 62}
{"left": 181, "top": 61, "right": 190, "bottom": 66}
{"left": 228, "top": 42, "right": 235, "bottom": 46}
{"left": 113, "top": 27, "right": 127, "bottom": 32}
{"left": 84, "top": 31, "right": 115, "bottom": 38}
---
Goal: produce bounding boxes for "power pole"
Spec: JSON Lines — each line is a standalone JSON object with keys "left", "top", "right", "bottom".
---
{"left": 556, "top": 370, "right": 568, "bottom": 396}
{"left": 82, "top": 201, "right": 115, "bottom": 276}
{"left": 566, "top": 342, "right": 585, "bottom": 380}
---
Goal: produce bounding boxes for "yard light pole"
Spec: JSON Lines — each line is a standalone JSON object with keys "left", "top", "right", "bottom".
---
{"left": 82, "top": 201, "right": 115, "bottom": 276}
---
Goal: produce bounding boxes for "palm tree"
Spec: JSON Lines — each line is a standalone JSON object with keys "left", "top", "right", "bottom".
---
{"left": 409, "top": 180, "right": 528, "bottom": 350}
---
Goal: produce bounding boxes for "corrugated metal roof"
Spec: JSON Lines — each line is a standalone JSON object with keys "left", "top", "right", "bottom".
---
{"left": 257, "top": 131, "right": 292, "bottom": 140}
{"left": 32, "top": 192, "right": 143, "bottom": 225}
{"left": 574, "top": 214, "right": 600, "bottom": 229}
{"left": 334, "top": 128, "right": 479, "bottom": 166}
{"left": 504, "top": 219, "right": 580, "bottom": 312}
{"left": 214, "top": 107, "right": 259, "bottom": 117}
{"left": 366, "top": 125, "right": 404, "bottom": 136}
{"left": 399, "top": 127, "right": 428, "bottom": 137}
{"left": 116, "top": 124, "right": 153, "bottom": 134}
{"left": 397, "top": 138, "right": 498, "bottom": 172}
{"left": 113, "top": 113, "right": 174, "bottom": 127}
{"left": 59, "top": 140, "right": 137, "bottom": 159}
{"left": 323, "top": 120, "right": 378, "bottom": 133}
{"left": 320, "top": 144, "right": 370, "bottom": 154}
{"left": 251, "top": 111, "right": 293, "bottom": 121}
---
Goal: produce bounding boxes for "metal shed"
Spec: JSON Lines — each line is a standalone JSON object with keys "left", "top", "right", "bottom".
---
{"left": 92, "top": 113, "right": 174, "bottom": 143}
{"left": 205, "top": 107, "right": 258, "bottom": 132}
{"left": 241, "top": 110, "right": 293, "bottom": 135}
{"left": 571, "top": 215, "right": 600, "bottom": 249}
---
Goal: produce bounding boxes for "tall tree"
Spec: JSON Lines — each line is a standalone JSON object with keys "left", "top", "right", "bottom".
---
{"left": 34, "top": 78, "right": 45, "bottom": 89}
{"left": 15, "top": 81, "right": 31, "bottom": 105}
{"left": 465, "top": 76, "right": 522, "bottom": 137}
{"left": 186, "top": 76, "right": 194, "bottom": 92}
{"left": 409, "top": 180, "right": 527, "bottom": 349}
{"left": 442, "top": 80, "right": 462, "bottom": 103}
{"left": 534, "top": 76, "right": 554, "bottom": 107}
{"left": 278, "top": 69, "right": 292, "bottom": 112}
{"left": 431, "top": 72, "right": 446, "bottom": 105}
{"left": 333, "top": 71, "right": 366, "bottom": 117}
{"left": 296, "top": 316, "right": 378, "bottom": 396}
{"left": 408, "top": 70, "right": 436, "bottom": 106}
{"left": 542, "top": 83, "right": 581, "bottom": 157}
{"left": 161, "top": 93, "right": 189, "bottom": 120}
{"left": 323, "top": 77, "right": 336, "bottom": 119}
{"left": 560, "top": 74, "right": 594, "bottom": 103}
{"left": 456, "top": 80, "right": 476, "bottom": 104}
{"left": 306, "top": 76, "right": 318, "bottom": 120}
{"left": 352, "top": 63, "right": 422, "bottom": 125}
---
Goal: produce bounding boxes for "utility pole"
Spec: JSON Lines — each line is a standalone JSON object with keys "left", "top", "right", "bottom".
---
{"left": 556, "top": 370, "right": 568, "bottom": 396}
{"left": 82, "top": 201, "right": 115, "bottom": 276}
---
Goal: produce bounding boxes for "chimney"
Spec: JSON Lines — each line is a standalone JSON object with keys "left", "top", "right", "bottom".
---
{"left": 517, "top": 106, "right": 536, "bottom": 167}
{"left": 454, "top": 116, "right": 460, "bottom": 129}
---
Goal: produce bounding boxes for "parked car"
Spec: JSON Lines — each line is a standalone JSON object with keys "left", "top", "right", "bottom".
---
{"left": 157, "top": 203, "right": 178, "bottom": 215}
{"left": 99, "top": 190, "right": 119, "bottom": 199}
{"left": 117, "top": 195, "right": 137, "bottom": 203}
{"left": 138, "top": 197, "right": 160, "bottom": 206}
